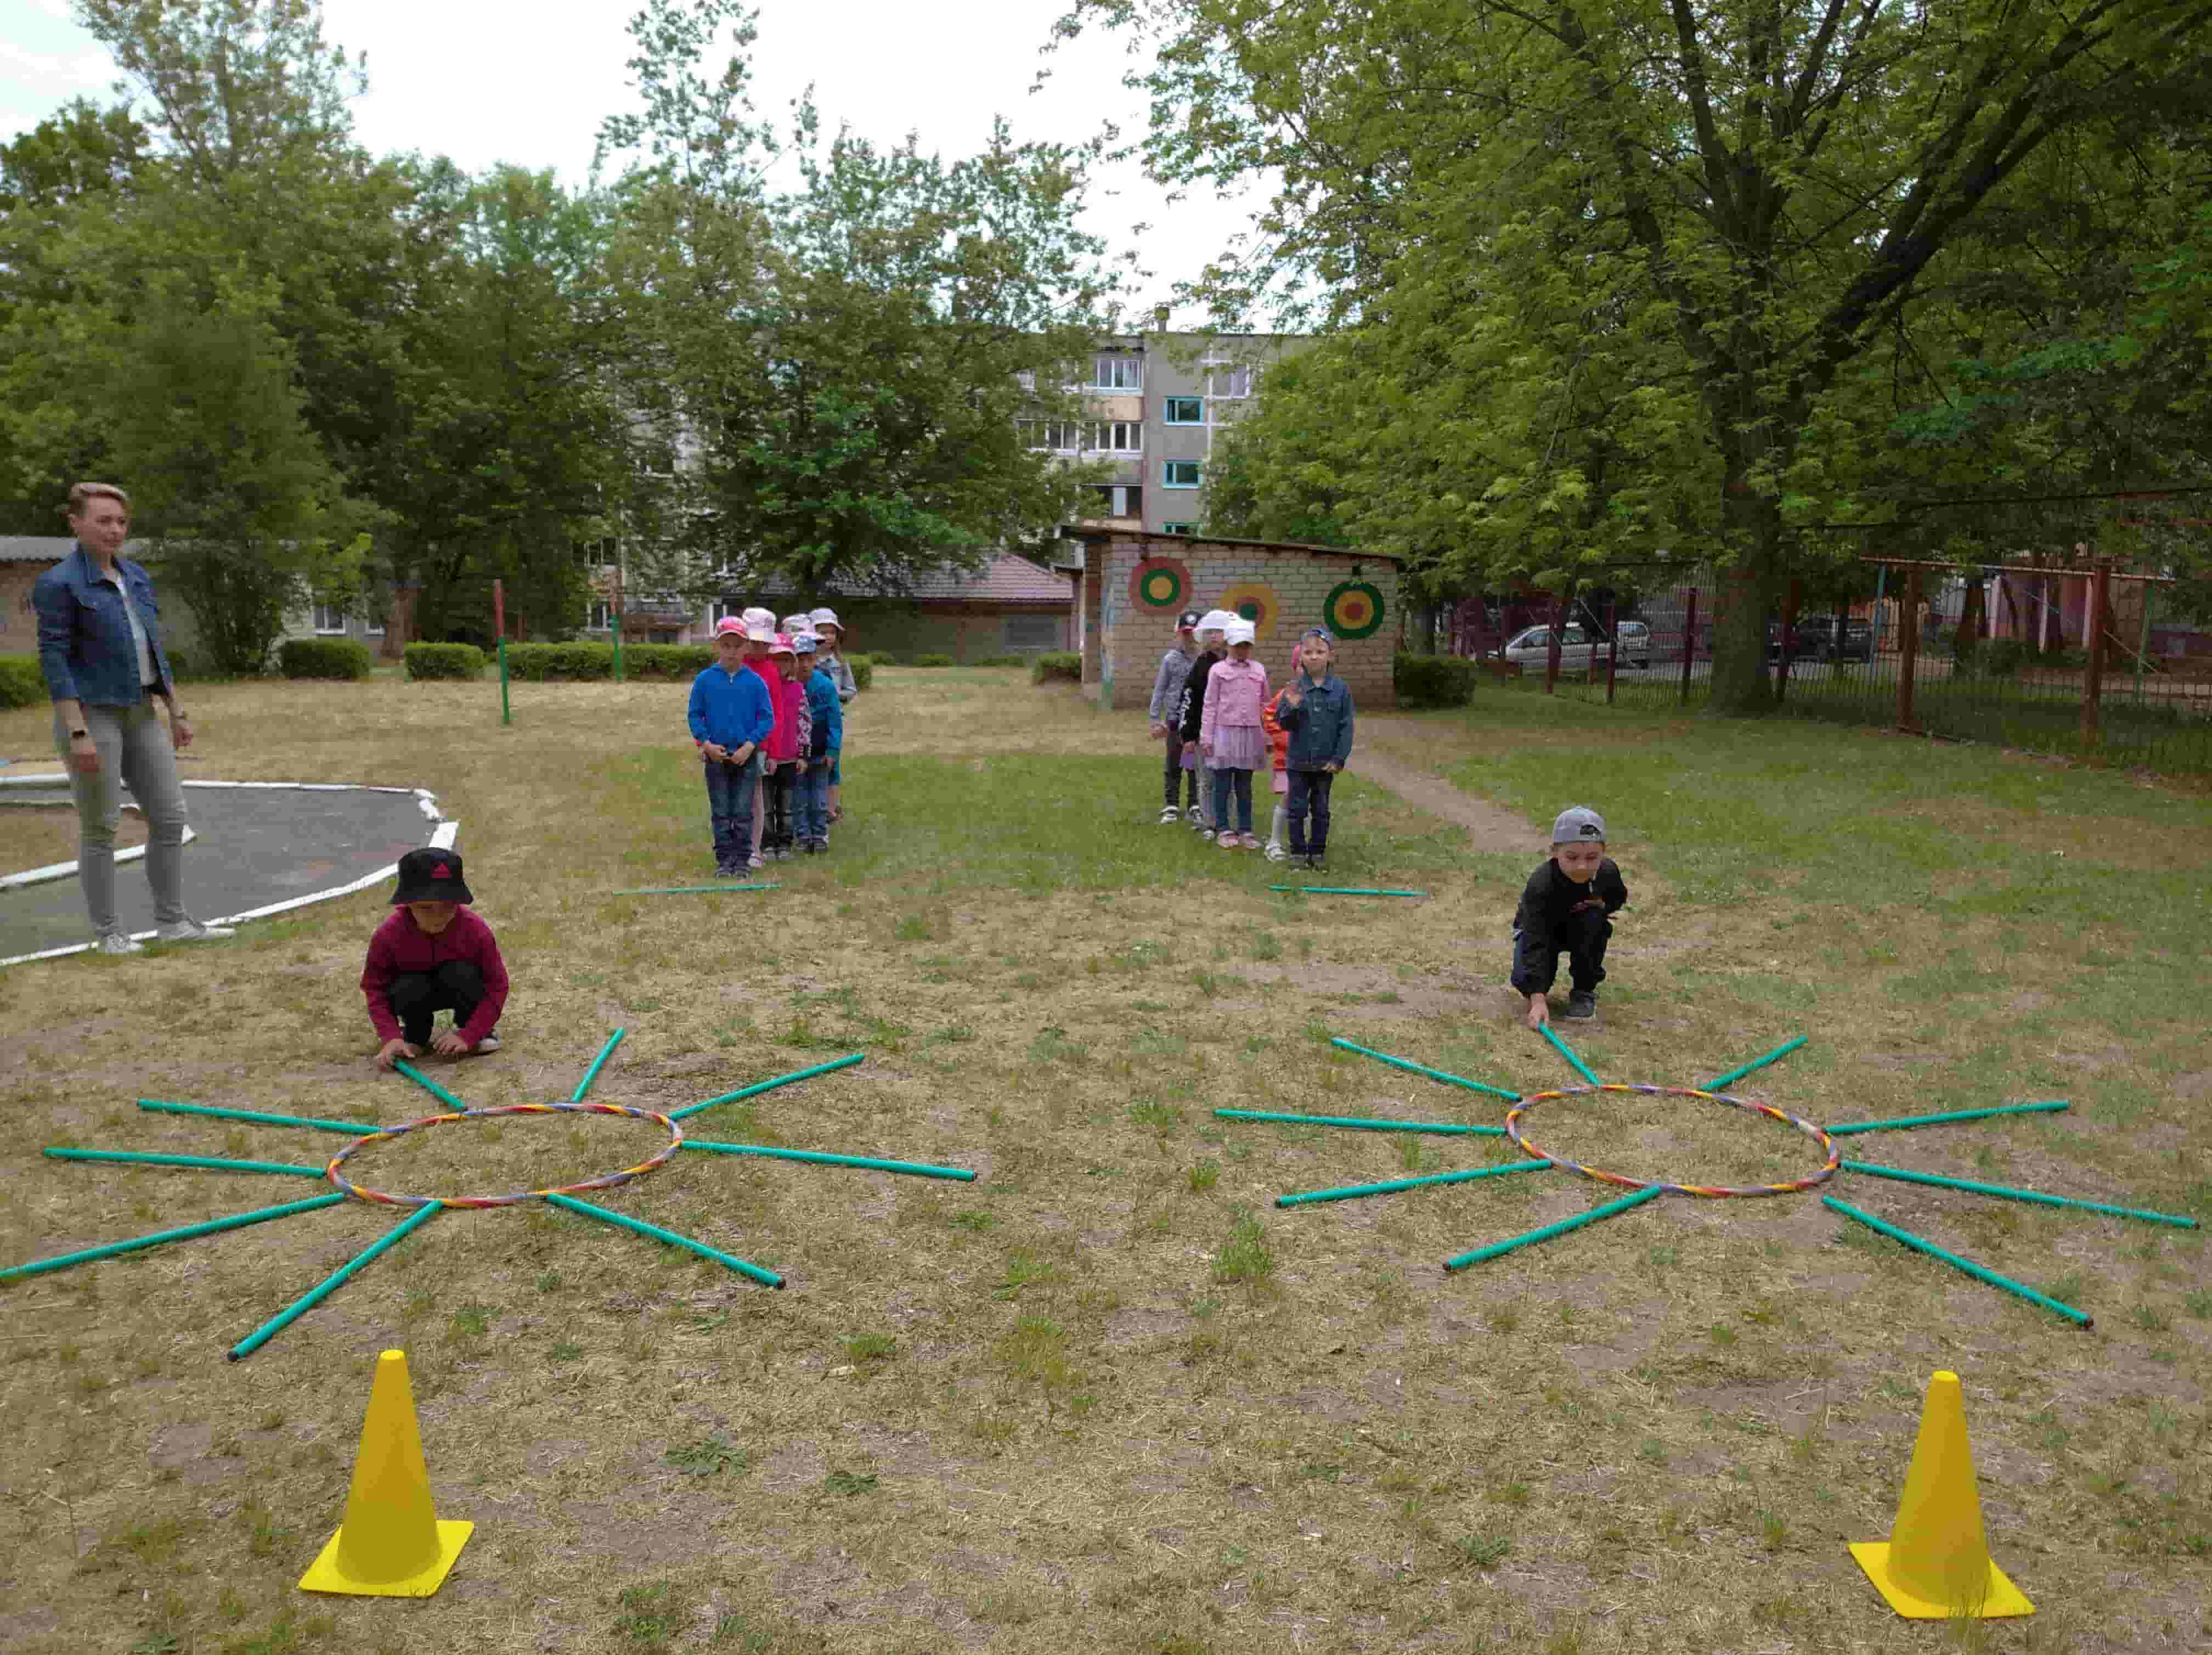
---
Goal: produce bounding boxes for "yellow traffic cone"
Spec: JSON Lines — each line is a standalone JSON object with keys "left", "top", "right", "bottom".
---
{"left": 299, "top": 1349, "right": 473, "bottom": 1597}
{"left": 1849, "top": 1370, "right": 2033, "bottom": 1619}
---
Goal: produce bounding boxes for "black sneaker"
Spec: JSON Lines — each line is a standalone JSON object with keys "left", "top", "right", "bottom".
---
{"left": 1563, "top": 991, "right": 1597, "bottom": 1021}
{"left": 1308, "top": 854, "right": 1327, "bottom": 874}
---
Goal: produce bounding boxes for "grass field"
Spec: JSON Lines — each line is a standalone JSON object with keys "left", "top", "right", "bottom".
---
{"left": 1, "top": 665, "right": 2207, "bottom": 1654}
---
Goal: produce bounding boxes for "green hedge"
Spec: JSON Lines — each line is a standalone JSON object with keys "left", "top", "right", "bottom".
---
{"left": 1394, "top": 651, "right": 1479, "bottom": 709}
{"left": 1029, "top": 651, "right": 1082, "bottom": 685}
{"left": 973, "top": 654, "right": 1026, "bottom": 668}
{"left": 913, "top": 653, "right": 955, "bottom": 668}
{"left": 845, "top": 654, "right": 873, "bottom": 691}
{"left": 0, "top": 653, "right": 43, "bottom": 710}
{"left": 404, "top": 642, "right": 485, "bottom": 681}
{"left": 499, "top": 641, "right": 714, "bottom": 680}
{"left": 278, "top": 637, "right": 373, "bottom": 680}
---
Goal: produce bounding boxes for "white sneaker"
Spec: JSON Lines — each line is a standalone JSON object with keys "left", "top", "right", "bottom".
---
{"left": 1199, "top": 828, "right": 1216, "bottom": 843}
{"left": 470, "top": 1034, "right": 501, "bottom": 1055}
{"left": 96, "top": 930, "right": 144, "bottom": 956}
{"left": 155, "top": 916, "right": 235, "bottom": 943}
{"left": 747, "top": 854, "right": 765, "bottom": 870}
{"left": 1264, "top": 842, "right": 1286, "bottom": 863}
{"left": 1183, "top": 805, "right": 1201, "bottom": 824}
{"left": 1159, "top": 805, "right": 1180, "bottom": 824}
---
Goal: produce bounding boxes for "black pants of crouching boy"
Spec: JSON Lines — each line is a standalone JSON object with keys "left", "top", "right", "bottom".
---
{"left": 1162, "top": 734, "right": 1199, "bottom": 808}
{"left": 1510, "top": 909, "right": 1612, "bottom": 998}
{"left": 388, "top": 961, "right": 487, "bottom": 1047}
{"left": 763, "top": 762, "right": 795, "bottom": 853}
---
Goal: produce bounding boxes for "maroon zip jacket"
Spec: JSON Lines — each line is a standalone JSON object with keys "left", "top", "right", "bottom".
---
{"left": 360, "top": 905, "right": 510, "bottom": 1046}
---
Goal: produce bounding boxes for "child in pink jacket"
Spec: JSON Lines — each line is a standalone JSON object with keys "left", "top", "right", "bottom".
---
{"left": 1199, "top": 619, "right": 1269, "bottom": 848}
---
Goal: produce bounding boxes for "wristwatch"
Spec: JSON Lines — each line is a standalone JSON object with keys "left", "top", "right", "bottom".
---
{"left": 69, "top": 727, "right": 88, "bottom": 739}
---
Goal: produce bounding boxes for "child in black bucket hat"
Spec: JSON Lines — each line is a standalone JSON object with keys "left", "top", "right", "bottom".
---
{"left": 360, "top": 846, "right": 510, "bottom": 1068}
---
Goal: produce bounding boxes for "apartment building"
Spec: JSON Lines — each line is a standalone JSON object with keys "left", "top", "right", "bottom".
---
{"left": 1023, "top": 331, "right": 1306, "bottom": 538}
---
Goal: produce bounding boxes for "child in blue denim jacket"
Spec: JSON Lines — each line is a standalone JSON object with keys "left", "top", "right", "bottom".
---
{"left": 1274, "top": 627, "right": 1356, "bottom": 870}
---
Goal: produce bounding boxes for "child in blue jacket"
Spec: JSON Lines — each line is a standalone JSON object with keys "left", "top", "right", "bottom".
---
{"left": 689, "top": 618, "right": 778, "bottom": 876}
{"left": 794, "top": 633, "right": 843, "bottom": 852}
{"left": 1274, "top": 627, "right": 1356, "bottom": 870}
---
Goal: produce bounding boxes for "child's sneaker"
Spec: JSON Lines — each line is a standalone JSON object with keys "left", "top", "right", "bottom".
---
{"left": 1159, "top": 805, "right": 1181, "bottom": 824}
{"left": 1307, "top": 853, "right": 1327, "bottom": 874}
{"left": 1199, "top": 828, "right": 1216, "bottom": 842}
{"left": 469, "top": 1033, "right": 502, "bottom": 1054}
{"left": 1184, "top": 804, "right": 1202, "bottom": 824}
{"left": 1218, "top": 832, "right": 1240, "bottom": 851}
{"left": 1263, "top": 842, "right": 1286, "bottom": 863}
{"left": 1563, "top": 991, "right": 1598, "bottom": 1021}
{"left": 747, "top": 854, "right": 765, "bottom": 870}
{"left": 95, "top": 929, "right": 144, "bottom": 956}
{"left": 155, "top": 915, "right": 234, "bottom": 943}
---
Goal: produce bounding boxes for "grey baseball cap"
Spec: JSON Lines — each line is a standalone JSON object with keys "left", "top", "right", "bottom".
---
{"left": 1551, "top": 806, "right": 1607, "bottom": 845}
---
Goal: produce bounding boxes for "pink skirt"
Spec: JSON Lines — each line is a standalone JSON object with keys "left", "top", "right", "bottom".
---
{"left": 1209, "top": 724, "right": 1266, "bottom": 770}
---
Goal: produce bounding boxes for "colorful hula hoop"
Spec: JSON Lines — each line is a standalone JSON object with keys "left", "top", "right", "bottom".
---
{"left": 325, "top": 1100, "right": 685, "bottom": 1210}
{"left": 1505, "top": 1083, "right": 1837, "bottom": 1198}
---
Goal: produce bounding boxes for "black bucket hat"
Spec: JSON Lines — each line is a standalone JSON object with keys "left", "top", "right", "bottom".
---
{"left": 392, "top": 846, "right": 472, "bottom": 905}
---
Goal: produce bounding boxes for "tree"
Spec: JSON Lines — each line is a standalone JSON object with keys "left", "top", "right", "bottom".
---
{"left": 1063, "top": 0, "right": 2212, "bottom": 710}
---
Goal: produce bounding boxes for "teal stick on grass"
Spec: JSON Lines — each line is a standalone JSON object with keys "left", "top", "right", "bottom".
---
{"left": 138, "top": 1099, "right": 372, "bottom": 1136}
{"left": 1826, "top": 1101, "right": 2069, "bottom": 1136}
{"left": 572, "top": 1028, "right": 626, "bottom": 1103}
{"left": 1842, "top": 1161, "right": 2198, "bottom": 1229}
{"left": 671, "top": 1054, "right": 865, "bottom": 1121}
{"left": 1330, "top": 1039, "right": 1521, "bottom": 1101}
{"left": 44, "top": 1147, "right": 326, "bottom": 1179}
{"left": 392, "top": 1060, "right": 472, "bottom": 1113}
{"left": 1702, "top": 1035, "right": 1807, "bottom": 1093}
{"left": 227, "top": 1201, "right": 443, "bottom": 1361}
{"left": 1537, "top": 1024, "right": 1601, "bottom": 1086}
{"left": 613, "top": 883, "right": 780, "bottom": 895}
{"left": 1216, "top": 1107, "right": 1507, "bottom": 1138}
{"left": 1269, "top": 886, "right": 1427, "bottom": 897}
{"left": 1443, "top": 1185, "right": 1664, "bottom": 1271}
{"left": 1822, "top": 1196, "right": 2092, "bottom": 1328}
{"left": 683, "top": 1140, "right": 975, "bottom": 1181}
{"left": 1, "top": 1193, "right": 349, "bottom": 1282}
{"left": 545, "top": 1192, "right": 783, "bottom": 1287}
{"left": 1278, "top": 1159, "right": 1551, "bottom": 1207}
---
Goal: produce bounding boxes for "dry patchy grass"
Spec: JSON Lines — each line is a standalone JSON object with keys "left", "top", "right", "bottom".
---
{"left": 0, "top": 666, "right": 2205, "bottom": 1654}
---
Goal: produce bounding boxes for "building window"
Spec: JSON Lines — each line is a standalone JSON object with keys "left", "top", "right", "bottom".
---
{"left": 313, "top": 604, "right": 346, "bottom": 635}
{"left": 1015, "top": 369, "right": 1036, "bottom": 392}
{"left": 1091, "top": 421, "right": 1141, "bottom": 453}
{"left": 1204, "top": 363, "right": 1254, "bottom": 399}
{"left": 1024, "top": 420, "right": 1080, "bottom": 452}
{"left": 1093, "top": 352, "right": 1142, "bottom": 391}
{"left": 1161, "top": 521, "right": 1198, "bottom": 536}
{"left": 1163, "top": 396, "right": 1204, "bottom": 425}
{"left": 1003, "top": 614, "right": 1060, "bottom": 650}
{"left": 1163, "top": 460, "right": 1201, "bottom": 489}
{"left": 589, "top": 601, "right": 612, "bottom": 631}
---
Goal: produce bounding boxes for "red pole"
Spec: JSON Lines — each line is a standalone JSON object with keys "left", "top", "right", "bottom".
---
{"left": 1677, "top": 588, "right": 1698, "bottom": 706}
{"left": 492, "top": 578, "right": 505, "bottom": 640}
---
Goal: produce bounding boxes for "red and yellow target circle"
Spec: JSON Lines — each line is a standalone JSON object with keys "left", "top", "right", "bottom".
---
{"left": 1218, "top": 581, "right": 1280, "bottom": 640}
{"left": 1323, "top": 580, "right": 1385, "bottom": 640}
{"left": 1129, "top": 557, "right": 1192, "bottom": 610}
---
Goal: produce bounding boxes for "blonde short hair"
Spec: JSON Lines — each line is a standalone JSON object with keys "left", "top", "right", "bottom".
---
{"left": 68, "top": 481, "right": 132, "bottom": 517}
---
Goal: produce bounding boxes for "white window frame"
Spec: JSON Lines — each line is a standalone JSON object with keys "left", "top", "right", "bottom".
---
{"left": 1203, "top": 362, "right": 1254, "bottom": 399}
{"left": 1093, "top": 352, "right": 1142, "bottom": 391}
{"left": 312, "top": 603, "right": 347, "bottom": 635}
{"left": 1163, "top": 460, "right": 1201, "bottom": 489}
{"left": 1094, "top": 420, "right": 1141, "bottom": 453}
{"left": 589, "top": 601, "right": 612, "bottom": 631}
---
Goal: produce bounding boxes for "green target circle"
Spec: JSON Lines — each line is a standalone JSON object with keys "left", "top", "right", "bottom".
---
{"left": 1323, "top": 580, "right": 1385, "bottom": 640}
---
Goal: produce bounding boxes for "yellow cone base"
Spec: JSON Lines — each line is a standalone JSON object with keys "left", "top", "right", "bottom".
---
{"left": 300, "top": 1518, "right": 472, "bottom": 1597}
{"left": 1848, "top": 1540, "right": 2033, "bottom": 1620}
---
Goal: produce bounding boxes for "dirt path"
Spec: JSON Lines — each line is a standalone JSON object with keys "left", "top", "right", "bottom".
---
{"left": 1352, "top": 716, "right": 1534, "bottom": 852}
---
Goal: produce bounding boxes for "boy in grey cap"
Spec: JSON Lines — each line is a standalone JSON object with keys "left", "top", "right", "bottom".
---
{"left": 1148, "top": 610, "right": 1204, "bottom": 823}
{"left": 1511, "top": 806, "right": 1628, "bottom": 1028}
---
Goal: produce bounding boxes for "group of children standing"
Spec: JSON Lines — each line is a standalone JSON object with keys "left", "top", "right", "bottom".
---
{"left": 686, "top": 607, "right": 856, "bottom": 875}
{"left": 1151, "top": 609, "right": 1356, "bottom": 871}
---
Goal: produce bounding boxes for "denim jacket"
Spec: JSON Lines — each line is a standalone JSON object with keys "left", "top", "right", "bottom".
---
{"left": 32, "top": 546, "right": 175, "bottom": 707}
{"left": 1277, "top": 672, "right": 1355, "bottom": 769}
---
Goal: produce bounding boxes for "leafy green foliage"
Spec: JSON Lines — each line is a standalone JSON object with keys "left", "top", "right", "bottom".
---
{"left": 0, "top": 654, "right": 43, "bottom": 710}
{"left": 402, "top": 643, "right": 484, "bottom": 681}
{"left": 500, "top": 642, "right": 713, "bottom": 680}
{"left": 1393, "top": 652, "right": 1478, "bottom": 710}
{"left": 275, "top": 638, "right": 371, "bottom": 680}
{"left": 1029, "top": 651, "right": 1082, "bottom": 685}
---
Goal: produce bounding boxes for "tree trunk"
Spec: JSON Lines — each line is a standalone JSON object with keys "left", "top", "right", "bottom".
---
{"left": 1706, "top": 485, "right": 1781, "bottom": 714}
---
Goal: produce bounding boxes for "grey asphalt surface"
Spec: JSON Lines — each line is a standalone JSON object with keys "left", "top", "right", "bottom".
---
{"left": 2, "top": 780, "right": 437, "bottom": 960}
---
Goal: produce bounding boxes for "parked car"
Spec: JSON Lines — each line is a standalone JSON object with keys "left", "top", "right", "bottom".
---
{"left": 1497, "top": 624, "right": 1610, "bottom": 671}
{"left": 1792, "top": 614, "right": 1875, "bottom": 662}
{"left": 1613, "top": 620, "right": 1652, "bottom": 668}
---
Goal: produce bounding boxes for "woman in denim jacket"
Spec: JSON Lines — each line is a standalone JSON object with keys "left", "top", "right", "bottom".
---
{"left": 32, "top": 482, "right": 231, "bottom": 954}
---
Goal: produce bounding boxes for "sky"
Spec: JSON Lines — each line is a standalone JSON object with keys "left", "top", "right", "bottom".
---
{"left": 1, "top": 0, "right": 1263, "bottom": 326}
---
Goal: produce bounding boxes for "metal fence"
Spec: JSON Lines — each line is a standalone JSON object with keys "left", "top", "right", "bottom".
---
{"left": 1467, "top": 559, "right": 2212, "bottom": 775}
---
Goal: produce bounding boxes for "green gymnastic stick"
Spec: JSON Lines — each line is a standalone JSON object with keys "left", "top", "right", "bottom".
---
{"left": 1215, "top": 1107, "right": 1508, "bottom": 1138}
{"left": 227, "top": 1201, "right": 443, "bottom": 1360}
{"left": 392, "top": 1059, "right": 471, "bottom": 1113}
{"left": 1329, "top": 1039, "right": 1521, "bottom": 1101}
{"left": 44, "top": 1147, "right": 327, "bottom": 1178}
{"left": 682, "top": 1140, "right": 976, "bottom": 1181}
{"left": 544, "top": 1192, "right": 783, "bottom": 1287}
{"left": 1443, "top": 1185, "right": 1664, "bottom": 1271}
{"left": 1, "top": 1194, "right": 349, "bottom": 1282}
{"left": 670, "top": 1054, "right": 865, "bottom": 1121}
{"left": 138, "top": 1099, "right": 374, "bottom": 1136}
{"left": 1841, "top": 1161, "right": 2197, "bottom": 1228}
{"left": 1278, "top": 1159, "right": 1551, "bottom": 1207}
{"left": 1822, "top": 1196, "right": 2092, "bottom": 1328}
{"left": 572, "top": 1028, "right": 626, "bottom": 1102}
{"left": 1269, "top": 886, "right": 1427, "bottom": 897}
{"left": 613, "top": 884, "right": 780, "bottom": 894}
{"left": 1537, "top": 1024, "right": 1601, "bottom": 1086}
{"left": 1825, "top": 1101, "right": 2070, "bottom": 1136}
{"left": 1702, "top": 1035, "right": 1807, "bottom": 1092}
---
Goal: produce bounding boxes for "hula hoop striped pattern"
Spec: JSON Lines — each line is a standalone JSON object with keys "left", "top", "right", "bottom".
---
{"left": 325, "top": 1100, "right": 684, "bottom": 1209}
{"left": 1505, "top": 1083, "right": 1837, "bottom": 1198}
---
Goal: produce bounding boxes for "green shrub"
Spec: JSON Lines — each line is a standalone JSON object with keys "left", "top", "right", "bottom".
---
{"left": 404, "top": 642, "right": 485, "bottom": 681}
{"left": 913, "top": 653, "right": 956, "bottom": 668}
{"left": 973, "top": 654, "right": 1026, "bottom": 668}
{"left": 1395, "top": 651, "right": 1479, "bottom": 708}
{"left": 2047, "top": 645, "right": 2090, "bottom": 671}
{"left": 870, "top": 652, "right": 903, "bottom": 667}
{"left": 1972, "top": 638, "right": 2029, "bottom": 678}
{"left": 845, "top": 654, "right": 873, "bottom": 691}
{"left": 0, "top": 654, "right": 43, "bottom": 710}
{"left": 1029, "top": 651, "right": 1082, "bottom": 685}
{"left": 278, "top": 637, "right": 373, "bottom": 680}
{"left": 500, "top": 641, "right": 713, "bottom": 680}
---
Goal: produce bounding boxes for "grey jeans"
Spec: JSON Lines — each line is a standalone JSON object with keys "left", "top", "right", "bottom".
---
{"left": 52, "top": 701, "right": 190, "bottom": 932}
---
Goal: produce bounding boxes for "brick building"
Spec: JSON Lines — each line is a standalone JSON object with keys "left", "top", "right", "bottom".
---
{"left": 1068, "top": 528, "right": 1401, "bottom": 711}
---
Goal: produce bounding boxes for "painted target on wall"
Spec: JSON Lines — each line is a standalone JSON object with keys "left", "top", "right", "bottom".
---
{"left": 1323, "top": 579, "right": 1385, "bottom": 640}
{"left": 1129, "top": 556, "right": 1193, "bottom": 610}
{"left": 1217, "top": 581, "right": 1281, "bottom": 641}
